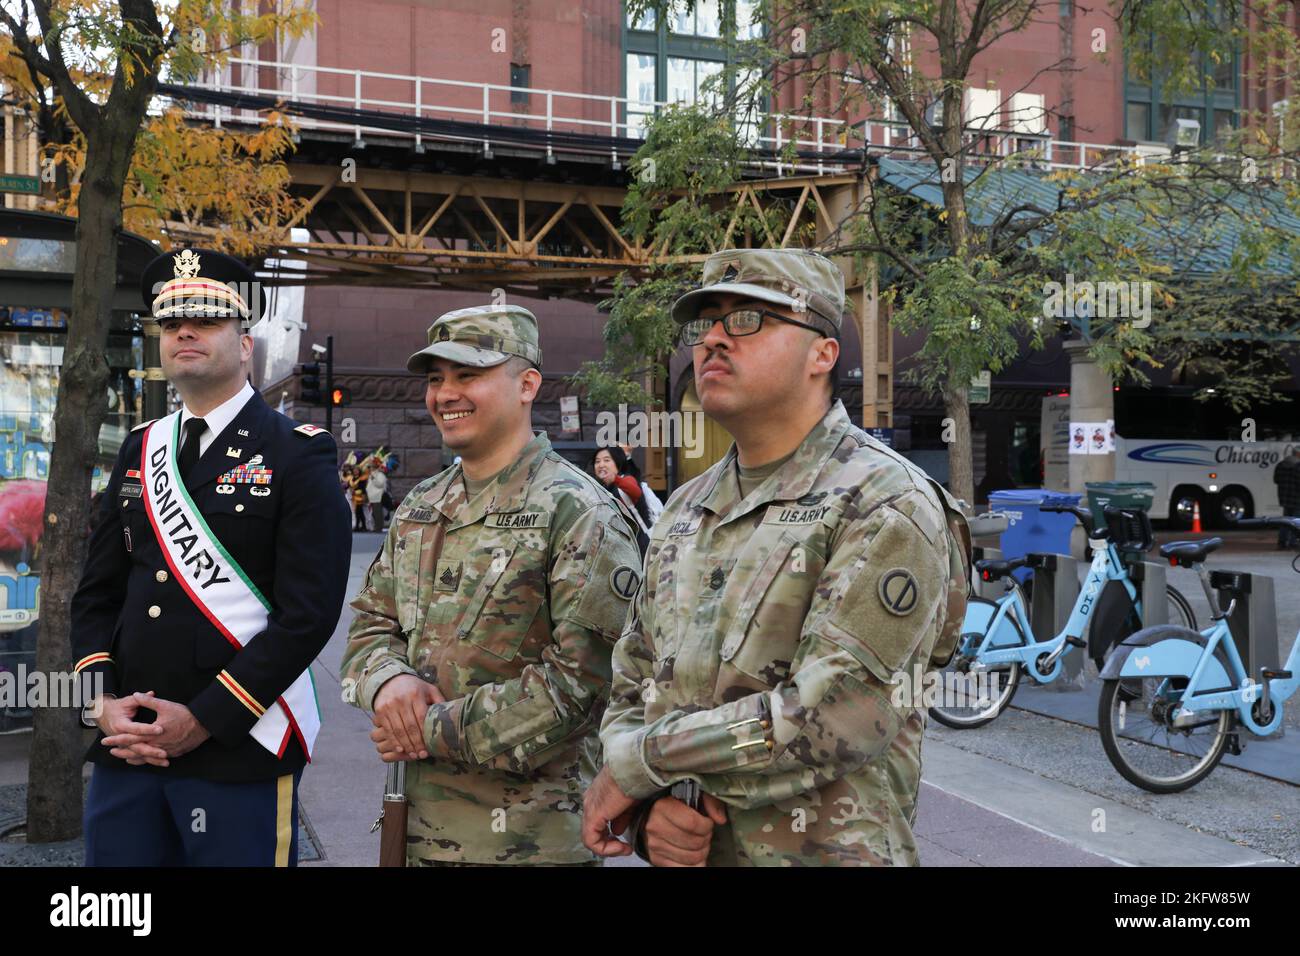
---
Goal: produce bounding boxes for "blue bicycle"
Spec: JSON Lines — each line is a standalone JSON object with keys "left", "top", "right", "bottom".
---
{"left": 1097, "top": 516, "right": 1300, "bottom": 793}
{"left": 930, "top": 503, "right": 1195, "bottom": 729}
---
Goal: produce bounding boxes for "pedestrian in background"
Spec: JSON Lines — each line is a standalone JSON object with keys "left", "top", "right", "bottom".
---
{"left": 349, "top": 467, "right": 369, "bottom": 531}
{"left": 592, "top": 446, "right": 651, "bottom": 548}
{"left": 618, "top": 442, "right": 665, "bottom": 523}
{"left": 366, "top": 464, "right": 389, "bottom": 532}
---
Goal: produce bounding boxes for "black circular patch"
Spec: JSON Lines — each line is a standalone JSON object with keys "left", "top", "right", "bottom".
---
{"left": 878, "top": 568, "right": 919, "bottom": 616}
{"left": 611, "top": 566, "right": 640, "bottom": 600}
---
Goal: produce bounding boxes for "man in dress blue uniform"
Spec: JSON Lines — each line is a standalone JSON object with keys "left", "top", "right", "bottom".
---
{"left": 70, "top": 248, "right": 352, "bottom": 866}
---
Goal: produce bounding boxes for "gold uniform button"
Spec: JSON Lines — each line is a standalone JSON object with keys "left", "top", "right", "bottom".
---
{"left": 235, "top": 504, "right": 245, "bottom": 513}
{"left": 155, "top": 570, "right": 168, "bottom": 583}
{"left": 148, "top": 605, "right": 161, "bottom": 619}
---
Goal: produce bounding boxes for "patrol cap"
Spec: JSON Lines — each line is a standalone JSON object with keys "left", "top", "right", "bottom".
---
{"left": 406, "top": 304, "right": 543, "bottom": 373}
{"left": 670, "top": 248, "right": 847, "bottom": 334}
{"left": 141, "top": 247, "right": 269, "bottom": 327}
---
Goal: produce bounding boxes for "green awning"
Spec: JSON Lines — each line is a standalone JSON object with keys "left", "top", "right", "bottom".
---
{"left": 874, "top": 157, "right": 1300, "bottom": 277}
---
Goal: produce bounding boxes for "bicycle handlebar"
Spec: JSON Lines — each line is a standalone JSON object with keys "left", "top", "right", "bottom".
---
{"left": 1039, "top": 502, "right": 1100, "bottom": 538}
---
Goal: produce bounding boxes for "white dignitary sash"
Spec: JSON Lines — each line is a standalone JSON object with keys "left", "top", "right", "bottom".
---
{"left": 141, "top": 412, "right": 322, "bottom": 758}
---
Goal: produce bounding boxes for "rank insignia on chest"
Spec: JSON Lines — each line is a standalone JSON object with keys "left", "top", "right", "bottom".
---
{"left": 435, "top": 560, "right": 462, "bottom": 592}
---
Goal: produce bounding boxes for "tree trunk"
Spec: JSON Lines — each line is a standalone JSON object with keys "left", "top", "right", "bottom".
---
{"left": 943, "top": 378, "right": 975, "bottom": 508}
{"left": 26, "top": 103, "right": 150, "bottom": 843}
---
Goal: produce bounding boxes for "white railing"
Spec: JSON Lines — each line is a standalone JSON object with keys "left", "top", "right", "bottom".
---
{"left": 177, "top": 57, "right": 848, "bottom": 174}
{"left": 175, "top": 57, "right": 1150, "bottom": 175}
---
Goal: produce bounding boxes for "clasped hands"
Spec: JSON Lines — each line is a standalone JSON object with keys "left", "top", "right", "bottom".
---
{"left": 96, "top": 692, "right": 211, "bottom": 766}
{"left": 370, "top": 675, "right": 728, "bottom": 866}
{"left": 369, "top": 674, "right": 445, "bottom": 762}
{"left": 581, "top": 767, "right": 728, "bottom": 867}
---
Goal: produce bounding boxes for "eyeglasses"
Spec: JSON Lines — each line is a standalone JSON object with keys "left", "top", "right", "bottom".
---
{"left": 677, "top": 308, "right": 834, "bottom": 347}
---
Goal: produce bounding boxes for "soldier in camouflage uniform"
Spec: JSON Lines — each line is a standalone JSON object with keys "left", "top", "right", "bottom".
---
{"left": 582, "top": 249, "right": 971, "bottom": 866}
{"left": 341, "top": 305, "right": 641, "bottom": 865}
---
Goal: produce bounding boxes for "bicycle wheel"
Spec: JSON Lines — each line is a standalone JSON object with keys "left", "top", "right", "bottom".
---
{"left": 1097, "top": 647, "right": 1231, "bottom": 794}
{"left": 929, "top": 578, "right": 1028, "bottom": 729}
{"left": 1111, "top": 586, "right": 1198, "bottom": 702}
{"left": 1164, "top": 585, "right": 1196, "bottom": 630}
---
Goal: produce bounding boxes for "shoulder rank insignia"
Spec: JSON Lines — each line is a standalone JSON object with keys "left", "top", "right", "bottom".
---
{"left": 294, "top": 423, "right": 328, "bottom": 438}
{"left": 130, "top": 419, "right": 156, "bottom": 433}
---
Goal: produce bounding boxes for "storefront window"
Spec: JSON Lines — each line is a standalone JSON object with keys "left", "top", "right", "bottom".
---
{"left": 0, "top": 297, "right": 141, "bottom": 732}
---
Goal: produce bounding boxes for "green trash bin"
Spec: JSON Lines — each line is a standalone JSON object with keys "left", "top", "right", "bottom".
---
{"left": 1084, "top": 481, "right": 1156, "bottom": 529}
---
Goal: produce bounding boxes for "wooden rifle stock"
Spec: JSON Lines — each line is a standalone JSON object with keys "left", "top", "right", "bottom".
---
{"left": 376, "top": 761, "right": 408, "bottom": 868}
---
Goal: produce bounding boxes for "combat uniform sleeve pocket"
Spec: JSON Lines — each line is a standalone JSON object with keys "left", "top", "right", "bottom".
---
{"left": 464, "top": 689, "right": 561, "bottom": 763}
{"left": 568, "top": 522, "right": 641, "bottom": 642}
{"left": 392, "top": 530, "right": 425, "bottom": 635}
{"left": 818, "top": 506, "right": 949, "bottom": 685}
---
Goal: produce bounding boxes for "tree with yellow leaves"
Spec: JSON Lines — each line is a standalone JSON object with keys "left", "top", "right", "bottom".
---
{"left": 0, "top": 0, "right": 314, "bottom": 844}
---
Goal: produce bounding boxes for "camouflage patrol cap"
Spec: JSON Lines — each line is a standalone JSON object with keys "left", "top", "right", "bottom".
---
{"left": 670, "top": 248, "right": 847, "bottom": 334}
{"left": 406, "top": 304, "right": 543, "bottom": 373}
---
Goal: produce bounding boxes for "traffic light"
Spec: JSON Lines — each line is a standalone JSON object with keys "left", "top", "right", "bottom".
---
{"left": 330, "top": 386, "right": 352, "bottom": 407}
{"left": 301, "top": 362, "right": 322, "bottom": 404}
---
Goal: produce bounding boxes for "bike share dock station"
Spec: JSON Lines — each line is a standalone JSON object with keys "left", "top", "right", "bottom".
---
{"left": 967, "top": 490, "right": 1299, "bottom": 787}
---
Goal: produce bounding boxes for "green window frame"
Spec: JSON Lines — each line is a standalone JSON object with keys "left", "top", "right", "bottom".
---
{"left": 1124, "top": 42, "right": 1240, "bottom": 144}
{"left": 621, "top": 1, "right": 764, "bottom": 137}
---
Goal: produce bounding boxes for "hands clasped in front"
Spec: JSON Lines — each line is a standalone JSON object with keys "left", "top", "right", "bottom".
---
{"left": 369, "top": 673, "right": 444, "bottom": 762}
{"left": 368, "top": 675, "right": 728, "bottom": 866}
{"left": 581, "top": 766, "right": 728, "bottom": 866}
{"left": 98, "top": 691, "right": 211, "bottom": 767}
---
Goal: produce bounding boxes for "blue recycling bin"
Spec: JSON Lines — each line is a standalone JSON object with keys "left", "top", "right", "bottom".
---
{"left": 986, "top": 489, "right": 1082, "bottom": 581}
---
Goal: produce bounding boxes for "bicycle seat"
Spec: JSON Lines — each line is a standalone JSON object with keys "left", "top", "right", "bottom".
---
{"left": 1159, "top": 537, "right": 1223, "bottom": 567}
{"left": 975, "top": 556, "right": 1027, "bottom": 580}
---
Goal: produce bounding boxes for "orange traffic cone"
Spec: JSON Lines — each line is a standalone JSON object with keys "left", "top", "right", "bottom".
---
{"left": 1192, "top": 501, "right": 1203, "bottom": 534}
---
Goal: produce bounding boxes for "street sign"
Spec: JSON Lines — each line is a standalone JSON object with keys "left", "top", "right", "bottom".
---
{"left": 969, "top": 370, "right": 991, "bottom": 404}
{"left": 0, "top": 175, "right": 39, "bottom": 195}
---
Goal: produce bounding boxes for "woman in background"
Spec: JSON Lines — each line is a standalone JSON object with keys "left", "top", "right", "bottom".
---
{"left": 617, "top": 442, "right": 665, "bottom": 524}
{"left": 592, "top": 446, "right": 651, "bottom": 550}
